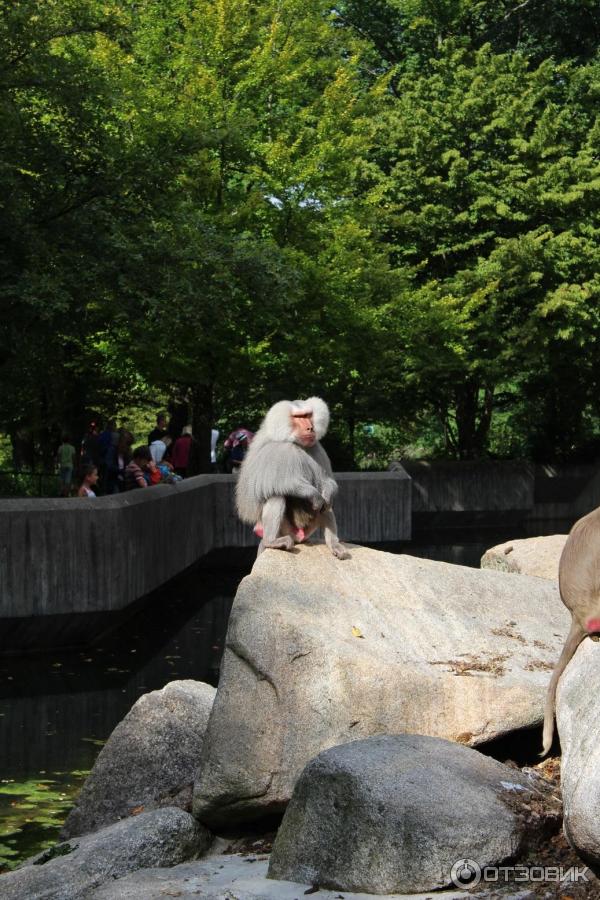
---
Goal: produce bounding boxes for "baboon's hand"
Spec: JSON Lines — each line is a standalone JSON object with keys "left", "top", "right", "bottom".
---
{"left": 310, "top": 493, "right": 326, "bottom": 513}
{"left": 321, "top": 479, "right": 337, "bottom": 507}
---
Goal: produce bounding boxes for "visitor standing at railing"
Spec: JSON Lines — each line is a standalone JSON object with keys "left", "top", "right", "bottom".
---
{"left": 57, "top": 436, "right": 76, "bottom": 497}
{"left": 148, "top": 412, "right": 169, "bottom": 445}
{"left": 150, "top": 434, "right": 172, "bottom": 464}
{"left": 171, "top": 426, "right": 193, "bottom": 478}
{"left": 105, "top": 429, "right": 133, "bottom": 493}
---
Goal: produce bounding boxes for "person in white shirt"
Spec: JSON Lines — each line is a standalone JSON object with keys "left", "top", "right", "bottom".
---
{"left": 150, "top": 435, "right": 172, "bottom": 464}
{"left": 211, "top": 429, "right": 219, "bottom": 468}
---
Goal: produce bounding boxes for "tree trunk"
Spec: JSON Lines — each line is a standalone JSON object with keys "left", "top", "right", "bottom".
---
{"left": 188, "top": 383, "right": 214, "bottom": 475}
{"left": 347, "top": 388, "right": 357, "bottom": 468}
{"left": 453, "top": 378, "right": 494, "bottom": 460}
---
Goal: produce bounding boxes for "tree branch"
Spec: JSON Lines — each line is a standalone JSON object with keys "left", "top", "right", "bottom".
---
{"left": 1, "top": 25, "right": 111, "bottom": 72}
{"left": 502, "top": 0, "right": 538, "bottom": 22}
{"left": 39, "top": 190, "right": 103, "bottom": 226}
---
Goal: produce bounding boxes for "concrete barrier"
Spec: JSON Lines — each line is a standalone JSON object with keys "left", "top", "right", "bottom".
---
{"left": 2, "top": 456, "right": 595, "bottom": 652}
{"left": 394, "top": 459, "right": 594, "bottom": 535}
{"left": 401, "top": 460, "right": 535, "bottom": 513}
{"left": 571, "top": 466, "right": 600, "bottom": 520}
{"left": 0, "top": 471, "right": 412, "bottom": 624}
{"left": 397, "top": 460, "right": 535, "bottom": 532}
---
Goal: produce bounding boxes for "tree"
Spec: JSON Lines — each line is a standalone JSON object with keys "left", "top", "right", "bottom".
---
{"left": 370, "top": 46, "right": 600, "bottom": 457}
{"left": 335, "top": 0, "right": 600, "bottom": 73}
{"left": 0, "top": 1, "right": 148, "bottom": 457}
{"left": 111, "top": 0, "right": 388, "bottom": 463}
{"left": 3, "top": 1, "right": 599, "bottom": 471}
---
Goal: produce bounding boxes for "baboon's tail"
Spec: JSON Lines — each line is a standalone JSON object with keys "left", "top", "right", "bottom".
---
{"left": 541, "top": 620, "right": 585, "bottom": 756}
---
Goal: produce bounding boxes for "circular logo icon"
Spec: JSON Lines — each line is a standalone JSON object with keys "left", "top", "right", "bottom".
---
{"left": 450, "top": 858, "right": 482, "bottom": 889}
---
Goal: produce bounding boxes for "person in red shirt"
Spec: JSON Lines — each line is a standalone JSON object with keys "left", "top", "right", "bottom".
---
{"left": 171, "top": 426, "right": 193, "bottom": 478}
{"left": 223, "top": 428, "right": 254, "bottom": 473}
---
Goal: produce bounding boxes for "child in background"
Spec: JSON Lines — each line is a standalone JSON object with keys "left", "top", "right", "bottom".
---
{"left": 145, "top": 459, "right": 163, "bottom": 486}
{"left": 144, "top": 456, "right": 182, "bottom": 485}
{"left": 158, "top": 460, "right": 182, "bottom": 483}
{"left": 124, "top": 446, "right": 152, "bottom": 490}
{"left": 77, "top": 464, "right": 99, "bottom": 498}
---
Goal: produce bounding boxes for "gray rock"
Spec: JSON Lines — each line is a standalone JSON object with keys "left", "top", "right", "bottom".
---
{"left": 556, "top": 637, "right": 600, "bottom": 863}
{"left": 481, "top": 535, "right": 567, "bottom": 580}
{"left": 193, "top": 544, "right": 568, "bottom": 826}
{"left": 62, "top": 679, "right": 215, "bottom": 838}
{"left": 0, "top": 807, "right": 210, "bottom": 900}
{"left": 87, "top": 853, "right": 528, "bottom": 899}
{"left": 268, "top": 734, "right": 561, "bottom": 894}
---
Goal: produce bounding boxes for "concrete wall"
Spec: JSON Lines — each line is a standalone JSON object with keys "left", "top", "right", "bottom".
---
{"left": 533, "top": 463, "right": 595, "bottom": 504}
{"left": 397, "top": 459, "right": 595, "bottom": 534}
{"left": 335, "top": 471, "right": 412, "bottom": 543}
{"left": 0, "top": 471, "right": 412, "bottom": 621}
{"left": 400, "top": 460, "right": 535, "bottom": 514}
{"left": 1, "top": 457, "right": 594, "bottom": 630}
{"left": 571, "top": 467, "right": 600, "bottom": 519}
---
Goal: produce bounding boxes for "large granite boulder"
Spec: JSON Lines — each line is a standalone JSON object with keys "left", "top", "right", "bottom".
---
{"left": 268, "top": 734, "right": 561, "bottom": 894}
{"left": 63, "top": 680, "right": 216, "bottom": 838}
{"left": 1, "top": 807, "right": 209, "bottom": 900}
{"left": 193, "top": 544, "right": 568, "bottom": 826}
{"left": 556, "top": 637, "right": 600, "bottom": 863}
{"left": 481, "top": 535, "right": 567, "bottom": 580}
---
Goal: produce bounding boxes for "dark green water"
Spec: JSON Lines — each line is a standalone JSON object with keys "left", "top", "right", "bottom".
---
{"left": 0, "top": 565, "right": 243, "bottom": 870}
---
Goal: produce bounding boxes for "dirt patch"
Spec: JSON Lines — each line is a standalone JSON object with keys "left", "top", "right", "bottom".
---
{"left": 224, "top": 832, "right": 276, "bottom": 856}
{"left": 431, "top": 653, "right": 510, "bottom": 676}
{"left": 492, "top": 626, "right": 527, "bottom": 644}
{"left": 472, "top": 756, "right": 600, "bottom": 898}
{"left": 525, "top": 659, "right": 555, "bottom": 671}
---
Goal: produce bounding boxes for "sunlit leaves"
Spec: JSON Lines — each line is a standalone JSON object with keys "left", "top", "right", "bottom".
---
{"left": 369, "top": 44, "right": 600, "bottom": 457}
{"left": 2, "top": 1, "right": 600, "bottom": 464}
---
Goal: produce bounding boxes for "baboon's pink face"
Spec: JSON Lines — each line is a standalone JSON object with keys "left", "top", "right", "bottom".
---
{"left": 292, "top": 412, "right": 316, "bottom": 448}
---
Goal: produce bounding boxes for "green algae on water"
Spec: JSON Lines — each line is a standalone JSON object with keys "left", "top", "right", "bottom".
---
{"left": 0, "top": 771, "right": 88, "bottom": 871}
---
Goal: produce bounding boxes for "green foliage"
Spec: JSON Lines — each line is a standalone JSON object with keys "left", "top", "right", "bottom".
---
{"left": 369, "top": 45, "right": 600, "bottom": 457}
{"left": 335, "top": 0, "right": 600, "bottom": 71}
{"left": 0, "top": 0, "right": 148, "bottom": 452}
{"left": 1, "top": 0, "right": 600, "bottom": 466}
